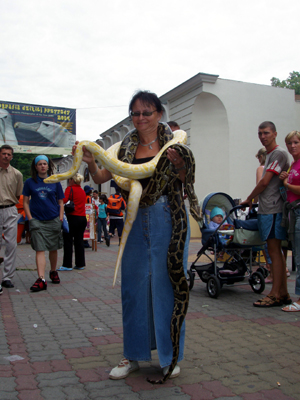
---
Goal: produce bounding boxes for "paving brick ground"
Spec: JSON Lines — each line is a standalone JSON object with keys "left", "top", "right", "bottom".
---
{"left": 0, "top": 237, "right": 299, "bottom": 399}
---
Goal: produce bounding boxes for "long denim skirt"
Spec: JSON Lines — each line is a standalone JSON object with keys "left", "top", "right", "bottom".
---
{"left": 121, "top": 196, "right": 190, "bottom": 368}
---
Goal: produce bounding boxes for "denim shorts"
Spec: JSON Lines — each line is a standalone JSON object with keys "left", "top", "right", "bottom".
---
{"left": 257, "top": 213, "right": 287, "bottom": 241}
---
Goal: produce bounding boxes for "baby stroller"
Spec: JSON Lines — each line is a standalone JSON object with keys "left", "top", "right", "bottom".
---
{"left": 187, "top": 192, "right": 268, "bottom": 298}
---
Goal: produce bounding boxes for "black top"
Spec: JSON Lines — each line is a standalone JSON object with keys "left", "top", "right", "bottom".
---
{"left": 132, "top": 156, "right": 154, "bottom": 190}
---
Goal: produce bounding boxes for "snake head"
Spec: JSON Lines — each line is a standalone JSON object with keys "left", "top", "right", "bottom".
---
{"left": 44, "top": 175, "right": 60, "bottom": 183}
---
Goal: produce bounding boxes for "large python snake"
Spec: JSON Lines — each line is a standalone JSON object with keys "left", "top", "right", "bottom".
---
{"left": 44, "top": 129, "right": 202, "bottom": 383}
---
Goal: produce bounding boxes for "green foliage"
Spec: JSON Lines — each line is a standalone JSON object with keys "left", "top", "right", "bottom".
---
{"left": 271, "top": 71, "right": 300, "bottom": 95}
{"left": 11, "top": 154, "right": 60, "bottom": 181}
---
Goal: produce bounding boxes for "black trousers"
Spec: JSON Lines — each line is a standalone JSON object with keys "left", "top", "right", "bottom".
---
{"left": 63, "top": 215, "right": 87, "bottom": 268}
{"left": 109, "top": 218, "right": 124, "bottom": 238}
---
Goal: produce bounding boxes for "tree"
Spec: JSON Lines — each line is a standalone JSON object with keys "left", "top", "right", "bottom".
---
{"left": 271, "top": 71, "right": 300, "bottom": 95}
{"left": 11, "top": 154, "right": 61, "bottom": 181}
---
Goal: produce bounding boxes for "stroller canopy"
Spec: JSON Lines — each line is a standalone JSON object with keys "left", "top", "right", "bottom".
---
{"left": 199, "top": 192, "right": 237, "bottom": 228}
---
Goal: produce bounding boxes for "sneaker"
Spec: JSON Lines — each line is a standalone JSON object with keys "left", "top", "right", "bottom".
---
{"left": 73, "top": 266, "right": 85, "bottom": 270}
{"left": 49, "top": 270, "right": 60, "bottom": 284}
{"left": 30, "top": 278, "right": 47, "bottom": 292}
{"left": 2, "top": 280, "right": 14, "bottom": 288}
{"left": 0, "top": 285, "right": 3, "bottom": 295}
{"left": 162, "top": 364, "right": 180, "bottom": 378}
{"left": 109, "top": 358, "right": 139, "bottom": 380}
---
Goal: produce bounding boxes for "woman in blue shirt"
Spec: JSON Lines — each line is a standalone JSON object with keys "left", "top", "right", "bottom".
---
{"left": 23, "top": 155, "right": 64, "bottom": 292}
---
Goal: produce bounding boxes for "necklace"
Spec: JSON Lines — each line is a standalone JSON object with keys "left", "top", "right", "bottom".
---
{"left": 138, "top": 136, "right": 158, "bottom": 150}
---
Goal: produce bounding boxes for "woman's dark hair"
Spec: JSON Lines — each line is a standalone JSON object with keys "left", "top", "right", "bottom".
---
{"left": 128, "top": 90, "right": 163, "bottom": 114}
{"left": 30, "top": 156, "right": 55, "bottom": 182}
{"left": 100, "top": 194, "right": 108, "bottom": 204}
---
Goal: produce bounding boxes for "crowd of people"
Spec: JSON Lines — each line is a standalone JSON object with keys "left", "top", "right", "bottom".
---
{"left": 0, "top": 146, "right": 127, "bottom": 292}
{"left": 1, "top": 90, "right": 300, "bottom": 382}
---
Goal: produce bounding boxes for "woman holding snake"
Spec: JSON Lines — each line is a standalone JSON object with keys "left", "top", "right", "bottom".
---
{"left": 74, "top": 91, "right": 190, "bottom": 380}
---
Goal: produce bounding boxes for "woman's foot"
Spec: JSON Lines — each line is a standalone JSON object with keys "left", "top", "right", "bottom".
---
{"left": 282, "top": 302, "right": 300, "bottom": 312}
{"left": 49, "top": 270, "right": 60, "bottom": 284}
{"left": 109, "top": 358, "right": 139, "bottom": 380}
{"left": 57, "top": 266, "right": 72, "bottom": 271}
{"left": 30, "top": 278, "right": 47, "bottom": 292}
{"left": 162, "top": 364, "right": 180, "bottom": 378}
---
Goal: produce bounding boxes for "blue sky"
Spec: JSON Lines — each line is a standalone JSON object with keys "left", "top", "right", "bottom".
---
{"left": 1, "top": 0, "right": 299, "bottom": 141}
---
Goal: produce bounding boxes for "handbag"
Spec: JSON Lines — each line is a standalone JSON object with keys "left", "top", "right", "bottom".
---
{"left": 64, "top": 187, "right": 75, "bottom": 214}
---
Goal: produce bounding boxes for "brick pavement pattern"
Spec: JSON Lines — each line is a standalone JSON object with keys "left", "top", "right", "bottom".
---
{"left": 0, "top": 237, "right": 299, "bottom": 399}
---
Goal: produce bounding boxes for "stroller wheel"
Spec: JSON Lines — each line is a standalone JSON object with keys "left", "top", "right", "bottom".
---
{"left": 256, "top": 266, "right": 269, "bottom": 279}
{"left": 187, "top": 270, "right": 195, "bottom": 291}
{"left": 206, "top": 276, "right": 221, "bottom": 298}
{"left": 249, "top": 271, "right": 265, "bottom": 294}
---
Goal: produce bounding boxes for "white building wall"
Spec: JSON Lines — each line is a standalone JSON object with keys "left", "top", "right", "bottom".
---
{"left": 194, "top": 79, "right": 296, "bottom": 201}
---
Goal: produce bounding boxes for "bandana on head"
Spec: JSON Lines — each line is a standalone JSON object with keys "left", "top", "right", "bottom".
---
{"left": 35, "top": 155, "right": 49, "bottom": 165}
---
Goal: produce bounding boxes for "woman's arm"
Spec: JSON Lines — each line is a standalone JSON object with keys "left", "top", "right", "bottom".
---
{"left": 88, "top": 165, "right": 112, "bottom": 184}
{"left": 58, "top": 199, "right": 64, "bottom": 221}
{"left": 63, "top": 186, "right": 71, "bottom": 204}
{"left": 72, "top": 142, "right": 112, "bottom": 184}
{"left": 280, "top": 170, "right": 300, "bottom": 196}
{"left": 254, "top": 165, "right": 264, "bottom": 203}
{"left": 256, "top": 165, "right": 264, "bottom": 184}
{"left": 284, "top": 179, "right": 300, "bottom": 196}
{"left": 23, "top": 196, "right": 33, "bottom": 220}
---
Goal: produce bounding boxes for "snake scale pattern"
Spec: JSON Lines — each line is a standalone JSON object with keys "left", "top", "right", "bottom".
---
{"left": 44, "top": 127, "right": 202, "bottom": 383}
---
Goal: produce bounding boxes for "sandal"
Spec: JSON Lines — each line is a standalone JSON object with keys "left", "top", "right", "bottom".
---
{"left": 280, "top": 293, "right": 292, "bottom": 305}
{"left": 282, "top": 302, "right": 300, "bottom": 312}
{"left": 253, "top": 294, "right": 283, "bottom": 308}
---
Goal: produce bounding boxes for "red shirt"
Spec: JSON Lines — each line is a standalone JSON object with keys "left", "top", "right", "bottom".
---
{"left": 64, "top": 184, "right": 86, "bottom": 216}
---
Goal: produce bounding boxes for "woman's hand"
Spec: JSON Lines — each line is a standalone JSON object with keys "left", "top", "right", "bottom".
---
{"left": 167, "top": 148, "right": 185, "bottom": 170}
{"left": 72, "top": 141, "right": 95, "bottom": 165}
{"left": 279, "top": 171, "right": 288, "bottom": 181}
{"left": 167, "top": 148, "right": 186, "bottom": 183}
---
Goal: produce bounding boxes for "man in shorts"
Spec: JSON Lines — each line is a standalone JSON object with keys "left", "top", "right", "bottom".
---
{"left": 241, "top": 121, "right": 290, "bottom": 307}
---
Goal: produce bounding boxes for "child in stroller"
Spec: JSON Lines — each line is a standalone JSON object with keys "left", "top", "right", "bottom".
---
{"left": 208, "top": 207, "right": 233, "bottom": 247}
{"left": 188, "top": 192, "right": 267, "bottom": 298}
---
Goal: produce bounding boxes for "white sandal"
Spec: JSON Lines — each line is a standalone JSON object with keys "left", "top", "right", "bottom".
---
{"left": 109, "top": 358, "right": 139, "bottom": 380}
{"left": 282, "top": 302, "right": 300, "bottom": 312}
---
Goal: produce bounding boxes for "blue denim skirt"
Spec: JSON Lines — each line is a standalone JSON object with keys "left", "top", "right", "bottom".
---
{"left": 121, "top": 196, "right": 190, "bottom": 368}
